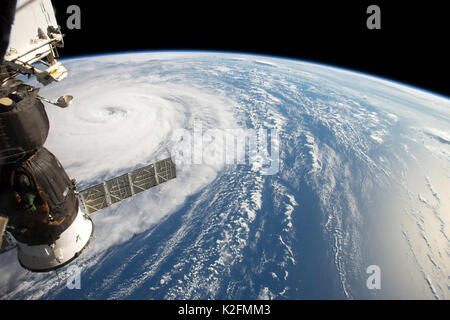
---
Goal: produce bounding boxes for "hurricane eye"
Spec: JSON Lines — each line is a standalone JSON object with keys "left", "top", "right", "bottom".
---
{"left": 102, "top": 106, "right": 128, "bottom": 117}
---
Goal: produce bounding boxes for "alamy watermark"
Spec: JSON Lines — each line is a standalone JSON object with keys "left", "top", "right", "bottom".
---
{"left": 65, "top": 5, "right": 382, "bottom": 31}
{"left": 366, "top": 265, "right": 381, "bottom": 290}
{"left": 170, "top": 121, "right": 280, "bottom": 175}
{"left": 366, "top": 5, "right": 381, "bottom": 30}
{"left": 66, "top": 264, "right": 81, "bottom": 290}
{"left": 66, "top": 5, "right": 81, "bottom": 30}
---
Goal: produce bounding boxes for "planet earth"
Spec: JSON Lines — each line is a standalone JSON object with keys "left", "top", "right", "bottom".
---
{"left": 0, "top": 51, "right": 449, "bottom": 300}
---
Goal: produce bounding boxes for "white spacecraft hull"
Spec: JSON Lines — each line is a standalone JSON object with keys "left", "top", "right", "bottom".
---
{"left": 16, "top": 209, "right": 93, "bottom": 272}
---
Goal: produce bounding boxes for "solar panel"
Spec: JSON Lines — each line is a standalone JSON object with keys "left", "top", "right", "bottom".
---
{"left": 79, "top": 157, "right": 176, "bottom": 215}
{"left": 78, "top": 183, "right": 108, "bottom": 215}
{"left": 105, "top": 173, "right": 133, "bottom": 204}
{"left": 130, "top": 164, "right": 157, "bottom": 194}
{"left": 155, "top": 157, "right": 177, "bottom": 183}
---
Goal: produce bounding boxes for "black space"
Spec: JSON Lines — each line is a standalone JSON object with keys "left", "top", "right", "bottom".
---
{"left": 52, "top": 1, "right": 449, "bottom": 97}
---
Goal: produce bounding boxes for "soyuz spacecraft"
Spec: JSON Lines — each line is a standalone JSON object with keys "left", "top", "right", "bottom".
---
{"left": 0, "top": 0, "right": 176, "bottom": 272}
